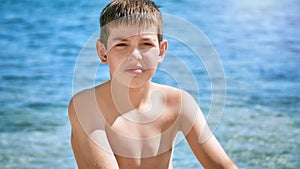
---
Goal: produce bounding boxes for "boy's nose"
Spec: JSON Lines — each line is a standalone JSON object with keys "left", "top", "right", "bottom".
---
{"left": 128, "top": 48, "right": 142, "bottom": 61}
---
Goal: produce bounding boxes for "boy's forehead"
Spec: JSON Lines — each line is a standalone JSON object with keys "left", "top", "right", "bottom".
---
{"left": 108, "top": 24, "right": 158, "bottom": 41}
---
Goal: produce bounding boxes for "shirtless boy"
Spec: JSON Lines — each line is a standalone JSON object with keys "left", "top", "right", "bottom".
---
{"left": 68, "top": 0, "right": 238, "bottom": 168}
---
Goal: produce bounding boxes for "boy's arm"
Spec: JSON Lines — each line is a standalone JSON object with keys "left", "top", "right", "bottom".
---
{"left": 179, "top": 91, "right": 238, "bottom": 169}
{"left": 68, "top": 96, "right": 119, "bottom": 169}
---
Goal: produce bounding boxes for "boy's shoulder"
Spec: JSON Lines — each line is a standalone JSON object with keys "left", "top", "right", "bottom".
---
{"left": 153, "top": 82, "right": 191, "bottom": 95}
{"left": 68, "top": 83, "right": 106, "bottom": 118}
{"left": 70, "top": 82, "right": 109, "bottom": 102}
{"left": 69, "top": 88, "right": 96, "bottom": 107}
{"left": 68, "top": 84, "right": 109, "bottom": 133}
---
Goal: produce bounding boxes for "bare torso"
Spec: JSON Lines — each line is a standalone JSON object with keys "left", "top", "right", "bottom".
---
{"left": 69, "top": 81, "right": 238, "bottom": 169}
{"left": 96, "top": 82, "right": 181, "bottom": 169}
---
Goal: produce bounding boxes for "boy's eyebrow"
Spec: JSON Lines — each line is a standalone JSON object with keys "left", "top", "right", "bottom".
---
{"left": 112, "top": 34, "right": 157, "bottom": 42}
{"left": 112, "top": 37, "right": 127, "bottom": 42}
{"left": 141, "top": 37, "right": 157, "bottom": 41}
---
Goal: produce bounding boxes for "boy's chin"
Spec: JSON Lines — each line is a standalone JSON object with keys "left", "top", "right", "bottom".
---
{"left": 112, "top": 76, "right": 151, "bottom": 89}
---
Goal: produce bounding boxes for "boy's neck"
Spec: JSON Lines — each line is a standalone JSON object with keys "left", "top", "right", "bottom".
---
{"left": 109, "top": 80, "right": 153, "bottom": 114}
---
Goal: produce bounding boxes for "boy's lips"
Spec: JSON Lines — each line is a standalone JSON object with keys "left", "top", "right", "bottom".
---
{"left": 126, "top": 66, "right": 144, "bottom": 74}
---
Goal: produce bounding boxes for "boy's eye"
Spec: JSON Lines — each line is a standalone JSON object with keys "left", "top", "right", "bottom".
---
{"left": 115, "top": 43, "right": 127, "bottom": 47}
{"left": 142, "top": 42, "right": 154, "bottom": 46}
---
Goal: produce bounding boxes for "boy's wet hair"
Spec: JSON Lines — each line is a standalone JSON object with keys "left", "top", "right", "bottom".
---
{"left": 100, "top": 0, "right": 163, "bottom": 47}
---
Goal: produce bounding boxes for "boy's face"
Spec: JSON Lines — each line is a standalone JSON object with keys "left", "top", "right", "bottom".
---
{"left": 97, "top": 24, "right": 168, "bottom": 88}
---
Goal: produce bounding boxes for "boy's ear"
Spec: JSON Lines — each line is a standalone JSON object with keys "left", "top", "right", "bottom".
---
{"left": 96, "top": 39, "right": 107, "bottom": 64}
{"left": 158, "top": 40, "right": 168, "bottom": 63}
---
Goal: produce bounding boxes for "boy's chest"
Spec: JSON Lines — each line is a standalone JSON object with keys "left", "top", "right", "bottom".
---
{"left": 105, "top": 108, "right": 179, "bottom": 158}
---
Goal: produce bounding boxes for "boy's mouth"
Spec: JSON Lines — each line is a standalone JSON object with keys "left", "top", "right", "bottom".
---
{"left": 126, "top": 66, "right": 144, "bottom": 74}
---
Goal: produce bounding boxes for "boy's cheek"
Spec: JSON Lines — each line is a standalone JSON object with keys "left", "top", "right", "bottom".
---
{"left": 108, "top": 50, "right": 132, "bottom": 60}
{"left": 143, "top": 57, "right": 160, "bottom": 69}
{"left": 145, "top": 50, "right": 161, "bottom": 62}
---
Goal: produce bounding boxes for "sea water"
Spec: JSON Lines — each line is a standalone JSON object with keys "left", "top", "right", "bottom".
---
{"left": 0, "top": 0, "right": 299, "bottom": 168}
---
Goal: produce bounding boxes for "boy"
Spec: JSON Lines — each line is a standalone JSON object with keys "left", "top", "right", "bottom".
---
{"left": 68, "top": 0, "right": 238, "bottom": 168}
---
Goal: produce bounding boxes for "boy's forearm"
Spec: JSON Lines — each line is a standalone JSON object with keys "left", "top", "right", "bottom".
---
{"left": 223, "top": 159, "right": 238, "bottom": 169}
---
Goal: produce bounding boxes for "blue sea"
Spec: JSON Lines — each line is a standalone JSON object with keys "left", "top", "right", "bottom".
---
{"left": 1, "top": 0, "right": 299, "bottom": 168}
